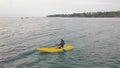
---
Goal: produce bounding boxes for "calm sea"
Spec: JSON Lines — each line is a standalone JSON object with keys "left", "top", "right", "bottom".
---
{"left": 0, "top": 17, "right": 120, "bottom": 68}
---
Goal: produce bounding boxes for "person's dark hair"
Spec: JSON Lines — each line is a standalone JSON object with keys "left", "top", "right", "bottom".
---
{"left": 61, "top": 39, "right": 64, "bottom": 41}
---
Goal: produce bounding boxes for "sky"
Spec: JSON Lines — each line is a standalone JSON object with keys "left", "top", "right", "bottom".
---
{"left": 0, "top": 0, "right": 120, "bottom": 17}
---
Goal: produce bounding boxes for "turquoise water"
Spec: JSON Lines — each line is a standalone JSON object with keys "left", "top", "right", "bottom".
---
{"left": 0, "top": 18, "right": 120, "bottom": 68}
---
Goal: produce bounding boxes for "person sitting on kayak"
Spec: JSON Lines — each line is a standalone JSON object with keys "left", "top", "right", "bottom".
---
{"left": 57, "top": 39, "right": 65, "bottom": 49}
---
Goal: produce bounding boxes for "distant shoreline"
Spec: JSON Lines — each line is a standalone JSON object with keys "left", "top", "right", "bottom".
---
{"left": 47, "top": 11, "right": 120, "bottom": 17}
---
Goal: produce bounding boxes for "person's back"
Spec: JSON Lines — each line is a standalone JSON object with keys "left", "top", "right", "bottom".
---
{"left": 59, "top": 39, "right": 65, "bottom": 48}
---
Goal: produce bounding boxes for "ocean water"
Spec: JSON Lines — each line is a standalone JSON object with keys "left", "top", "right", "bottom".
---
{"left": 0, "top": 17, "right": 120, "bottom": 68}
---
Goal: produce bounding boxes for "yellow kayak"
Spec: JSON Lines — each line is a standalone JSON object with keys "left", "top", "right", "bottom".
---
{"left": 37, "top": 45, "right": 73, "bottom": 53}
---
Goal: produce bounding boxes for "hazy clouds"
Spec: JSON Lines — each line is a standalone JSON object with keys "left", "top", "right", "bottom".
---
{"left": 0, "top": 0, "right": 120, "bottom": 17}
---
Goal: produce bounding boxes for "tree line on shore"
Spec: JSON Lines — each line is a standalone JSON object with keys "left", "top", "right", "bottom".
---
{"left": 47, "top": 11, "right": 120, "bottom": 17}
